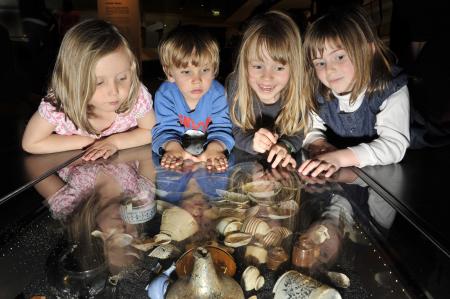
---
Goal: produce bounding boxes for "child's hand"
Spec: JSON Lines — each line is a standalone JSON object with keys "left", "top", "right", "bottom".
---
{"left": 161, "top": 141, "right": 199, "bottom": 170}
{"left": 299, "top": 149, "right": 359, "bottom": 178}
{"left": 252, "top": 128, "right": 279, "bottom": 153}
{"left": 307, "top": 139, "right": 337, "bottom": 158}
{"left": 267, "top": 143, "right": 296, "bottom": 168}
{"left": 198, "top": 141, "right": 228, "bottom": 172}
{"left": 82, "top": 139, "right": 118, "bottom": 161}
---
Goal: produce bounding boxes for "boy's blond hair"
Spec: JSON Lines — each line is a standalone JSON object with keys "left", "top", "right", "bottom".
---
{"left": 47, "top": 19, "right": 140, "bottom": 135}
{"left": 158, "top": 25, "right": 219, "bottom": 77}
{"left": 303, "top": 7, "right": 394, "bottom": 105}
{"left": 229, "top": 10, "right": 314, "bottom": 136}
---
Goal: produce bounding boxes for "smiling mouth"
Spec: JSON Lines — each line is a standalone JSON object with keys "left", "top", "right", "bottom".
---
{"left": 258, "top": 85, "right": 274, "bottom": 93}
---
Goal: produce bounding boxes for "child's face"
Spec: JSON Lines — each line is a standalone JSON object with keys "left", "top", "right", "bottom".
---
{"left": 167, "top": 61, "right": 215, "bottom": 105}
{"left": 312, "top": 40, "right": 355, "bottom": 94}
{"left": 90, "top": 46, "right": 132, "bottom": 114}
{"left": 247, "top": 46, "right": 290, "bottom": 104}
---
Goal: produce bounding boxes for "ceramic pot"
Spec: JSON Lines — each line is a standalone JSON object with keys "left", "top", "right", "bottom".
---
{"left": 273, "top": 270, "right": 341, "bottom": 299}
{"left": 166, "top": 247, "right": 244, "bottom": 299}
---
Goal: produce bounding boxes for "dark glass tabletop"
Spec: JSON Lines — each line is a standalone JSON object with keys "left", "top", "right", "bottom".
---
{"left": 0, "top": 146, "right": 445, "bottom": 298}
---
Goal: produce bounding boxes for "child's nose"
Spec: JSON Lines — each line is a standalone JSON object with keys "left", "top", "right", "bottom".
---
{"left": 191, "top": 73, "right": 202, "bottom": 83}
{"left": 108, "top": 82, "right": 119, "bottom": 95}
{"left": 262, "top": 68, "right": 274, "bottom": 80}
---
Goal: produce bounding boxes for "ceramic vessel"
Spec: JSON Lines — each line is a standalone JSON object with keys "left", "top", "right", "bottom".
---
{"left": 167, "top": 247, "right": 244, "bottom": 299}
{"left": 273, "top": 270, "right": 342, "bottom": 299}
{"left": 145, "top": 263, "right": 176, "bottom": 299}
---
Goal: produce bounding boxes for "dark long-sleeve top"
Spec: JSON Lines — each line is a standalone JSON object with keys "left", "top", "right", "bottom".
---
{"left": 226, "top": 76, "right": 302, "bottom": 156}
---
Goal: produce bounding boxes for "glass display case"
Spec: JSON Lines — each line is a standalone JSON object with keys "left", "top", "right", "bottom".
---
{"left": 0, "top": 146, "right": 447, "bottom": 298}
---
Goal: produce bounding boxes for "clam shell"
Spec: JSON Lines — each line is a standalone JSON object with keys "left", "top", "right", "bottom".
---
{"left": 270, "top": 226, "right": 292, "bottom": 239}
{"left": 148, "top": 243, "right": 181, "bottom": 259}
{"left": 311, "top": 225, "right": 330, "bottom": 245}
{"left": 260, "top": 231, "right": 283, "bottom": 247}
{"left": 224, "top": 232, "right": 252, "bottom": 248}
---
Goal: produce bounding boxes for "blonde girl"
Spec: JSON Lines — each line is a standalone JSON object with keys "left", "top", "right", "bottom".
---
{"left": 298, "top": 7, "right": 410, "bottom": 177}
{"left": 22, "top": 19, "right": 156, "bottom": 160}
{"left": 227, "top": 10, "right": 315, "bottom": 168}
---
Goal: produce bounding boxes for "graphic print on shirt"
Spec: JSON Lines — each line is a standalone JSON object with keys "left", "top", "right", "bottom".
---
{"left": 178, "top": 114, "right": 212, "bottom": 132}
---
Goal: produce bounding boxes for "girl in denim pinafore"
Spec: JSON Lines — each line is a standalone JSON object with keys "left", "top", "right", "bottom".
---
{"left": 299, "top": 7, "right": 410, "bottom": 178}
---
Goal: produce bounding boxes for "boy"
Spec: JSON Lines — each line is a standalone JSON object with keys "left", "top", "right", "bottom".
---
{"left": 152, "top": 25, "right": 234, "bottom": 171}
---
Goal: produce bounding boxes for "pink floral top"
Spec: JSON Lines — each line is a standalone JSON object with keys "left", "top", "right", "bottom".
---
{"left": 48, "top": 162, "right": 155, "bottom": 219}
{"left": 38, "top": 84, "right": 153, "bottom": 138}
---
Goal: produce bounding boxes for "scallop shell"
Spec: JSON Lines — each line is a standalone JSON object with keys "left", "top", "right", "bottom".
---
{"left": 270, "top": 226, "right": 292, "bottom": 239}
{"left": 148, "top": 243, "right": 181, "bottom": 259}
{"left": 224, "top": 232, "right": 252, "bottom": 248}
{"left": 260, "top": 231, "right": 283, "bottom": 247}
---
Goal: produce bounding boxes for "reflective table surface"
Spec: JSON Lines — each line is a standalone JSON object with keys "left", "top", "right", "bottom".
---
{"left": 0, "top": 146, "right": 446, "bottom": 298}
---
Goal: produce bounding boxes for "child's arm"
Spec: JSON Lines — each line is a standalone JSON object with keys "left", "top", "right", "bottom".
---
{"left": 347, "top": 86, "right": 410, "bottom": 167}
{"left": 82, "top": 110, "right": 155, "bottom": 161}
{"left": 204, "top": 87, "right": 234, "bottom": 153}
{"left": 151, "top": 86, "right": 186, "bottom": 155}
{"left": 22, "top": 111, "right": 94, "bottom": 154}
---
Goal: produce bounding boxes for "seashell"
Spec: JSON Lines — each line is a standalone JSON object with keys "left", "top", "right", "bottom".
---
{"left": 154, "top": 233, "right": 172, "bottom": 245}
{"left": 215, "top": 189, "right": 250, "bottom": 203}
{"left": 311, "top": 225, "right": 330, "bottom": 245}
{"left": 246, "top": 205, "right": 260, "bottom": 218}
{"left": 326, "top": 271, "right": 350, "bottom": 288}
{"left": 245, "top": 243, "right": 267, "bottom": 264}
{"left": 270, "top": 226, "right": 292, "bottom": 239}
{"left": 260, "top": 231, "right": 283, "bottom": 247}
{"left": 224, "top": 232, "right": 252, "bottom": 248}
{"left": 241, "top": 266, "right": 260, "bottom": 291}
{"left": 241, "top": 217, "right": 270, "bottom": 237}
{"left": 255, "top": 275, "right": 265, "bottom": 291}
{"left": 160, "top": 206, "right": 198, "bottom": 241}
{"left": 148, "top": 244, "right": 181, "bottom": 260}
{"left": 218, "top": 208, "right": 246, "bottom": 219}
{"left": 267, "top": 200, "right": 299, "bottom": 219}
{"left": 242, "top": 180, "right": 282, "bottom": 198}
{"left": 156, "top": 200, "right": 175, "bottom": 214}
{"left": 216, "top": 217, "right": 241, "bottom": 235}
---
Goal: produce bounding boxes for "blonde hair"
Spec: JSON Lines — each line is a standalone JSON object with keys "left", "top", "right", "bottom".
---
{"left": 48, "top": 19, "right": 140, "bottom": 135}
{"left": 303, "top": 6, "right": 394, "bottom": 104}
{"left": 229, "top": 10, "right": 314, "bottom": 136}
{"left": 158, "top": 25, "right": 219, "bottom": 77}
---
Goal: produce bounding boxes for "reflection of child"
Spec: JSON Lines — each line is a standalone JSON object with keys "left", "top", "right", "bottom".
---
{"left": 48, "top": 162, "right": 154, "bottom": 224}
{"left": 227, "top": 11, "right": 315, "bottom": 168}
{"left": 22, "top": 19, "right": 155, "bottom": 161}
{"left": 152, "top": 25, "right": 234, "bottom": 171}
{"left": 299, "top": 7, "right": 410, "bottom": 177}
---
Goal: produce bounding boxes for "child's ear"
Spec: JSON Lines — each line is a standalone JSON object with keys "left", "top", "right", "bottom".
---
{"left": 163, "top": 66, "right": 176, "bottom": 82}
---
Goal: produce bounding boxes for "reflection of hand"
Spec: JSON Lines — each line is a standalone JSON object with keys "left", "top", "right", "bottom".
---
{"left": 161, "top": 141, "right": 199, "bottom": 169}
{"left": 83, "top": 138, "right": 118, "bottom": 161}
{"left": 198, "top": 141, "right": 228, "bottom": 172}
{"left": 328, "top": 168, "right": 358, "bottom": 184}
{"left": 267, "top": 143, "right": 296, "bottom": 168}
{"left": 252, "top": 128, "right": 278, "bottom": 153}
{"left": 307, "top": 139, "right": 336, "bottom": 158}
{"left": 263, "top": 167, "right": 292, "bottom": 186}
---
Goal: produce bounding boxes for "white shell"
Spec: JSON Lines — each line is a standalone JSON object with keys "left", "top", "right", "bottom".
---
{"left": 148, "top": 244, "right": 181, "bottom": 259}
{"left": 326, "top": 271, "right": 350, "bottom": 288}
